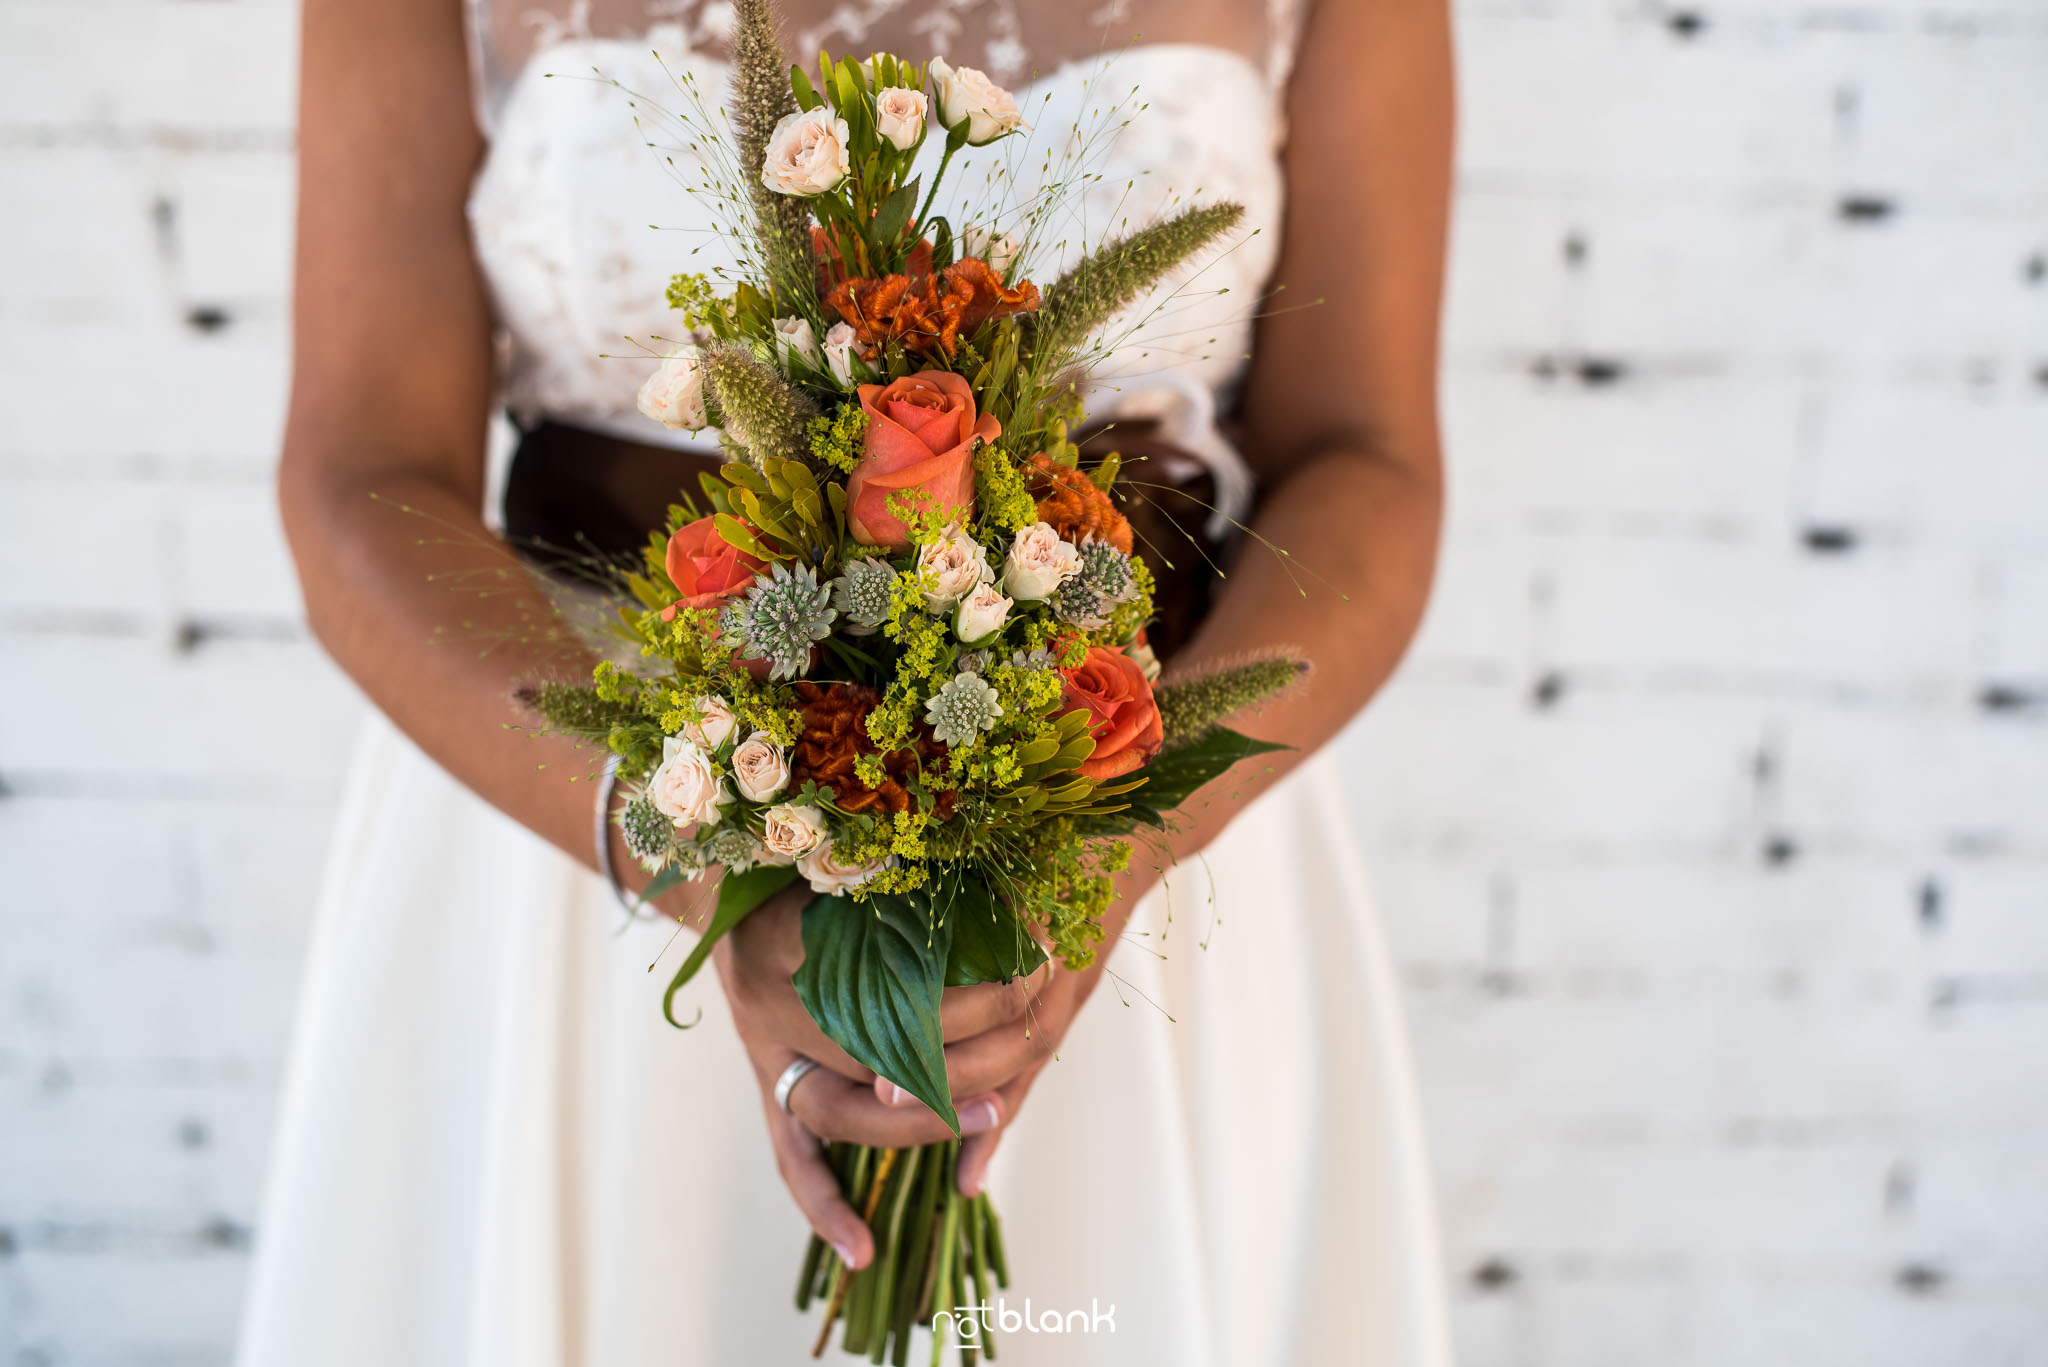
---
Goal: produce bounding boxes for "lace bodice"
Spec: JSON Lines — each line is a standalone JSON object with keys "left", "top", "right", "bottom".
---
{"left": 463, "top": 0, "right": 1306, "bottom": 491}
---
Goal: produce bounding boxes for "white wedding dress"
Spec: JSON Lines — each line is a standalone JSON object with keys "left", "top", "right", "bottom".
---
{"left": 237, "top": 3, "right": 1452, "bottom": 1363}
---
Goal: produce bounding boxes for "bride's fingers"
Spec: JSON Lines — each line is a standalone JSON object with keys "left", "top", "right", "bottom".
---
{"left": 874, "top": 1013, "right": 1054, "bottom": 1105}
{"left": 938, "top": 960, "right": 1052, "bottom": 1041}
{"left": 955, "top": 1064, "right": 1045, "bottom": 1198}
{"left": 790, "top": 1068, "right": 1005, "bottom": 1147}
{"left": 760, "top": 1091, "right": 874, "bottom": 1269}
{"left": 720, "top": 948, "right": 875, "bottom": 1083}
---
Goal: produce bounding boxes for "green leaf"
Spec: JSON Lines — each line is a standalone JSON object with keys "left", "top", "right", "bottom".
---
{"left": 794, "top": 890, "right": 958, "bottom": 1131}
{"left": 790, "top": 65, "right": 820, "bottom": 111}
{"left": 872, "top": 179, "right": 919, "bottom": 249}
{"left": 943, "top": 880, "right": 1048, "bottom": 987}
{"left": 634, "top": 861, "right": 691, "bottom": 910}
{"left": 713, "top": 512, "right": 778, "bottom": 561}
{"left": 1090, "top": 450, "right": 1121, "bottom": 491}
{"left": 1125, "top": 725, "right": 1290, "bottom": 811}
{"left": 1014, "top": 736, "right": 1060, "bottom": 767}
{"left": 662, "top": 863, "right": 799, "bottom": 1028}
{"left": 930, "top": 216, "right": 955, "bottom": 270}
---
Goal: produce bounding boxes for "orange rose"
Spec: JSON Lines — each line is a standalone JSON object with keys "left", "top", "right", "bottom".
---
{"left": 847, "top": 370, "right": 998, "bottom": 550}
{"left": 1061, "top": 646, "right": 1165, "bottom": 781}
{"left": 661, "top": 515, "right": 767, "bottom": 619}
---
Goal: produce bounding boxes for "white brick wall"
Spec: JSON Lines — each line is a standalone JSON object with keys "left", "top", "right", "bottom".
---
{"left": 1, "top": 1, "right": 2044, "bottom": 1363}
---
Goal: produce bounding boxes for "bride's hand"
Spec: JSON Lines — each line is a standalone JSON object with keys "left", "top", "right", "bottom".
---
{"left": 869, "top": 868, "right": 1158, "bottom": 1199}
{"left": 712, "top": 880, "right": 1052, "bottom": 1266}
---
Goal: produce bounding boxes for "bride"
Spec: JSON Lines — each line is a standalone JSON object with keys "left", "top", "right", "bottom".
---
{"left": 238, "top": 0, "right": 1455, "bottom": 1362}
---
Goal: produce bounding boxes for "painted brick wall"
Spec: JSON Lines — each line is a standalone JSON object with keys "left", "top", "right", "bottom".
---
{"left": 1, "top": 1, "right": 2044, "bottom": 1363}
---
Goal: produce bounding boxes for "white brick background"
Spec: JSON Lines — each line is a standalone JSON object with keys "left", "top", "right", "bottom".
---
{"left": 1, "top": 0, "right": 2044, "bottom": 1363}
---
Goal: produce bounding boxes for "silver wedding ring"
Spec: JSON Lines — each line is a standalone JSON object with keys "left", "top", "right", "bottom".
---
{"left": 774, "top": 1056, "right": 821, "bottom": 1113}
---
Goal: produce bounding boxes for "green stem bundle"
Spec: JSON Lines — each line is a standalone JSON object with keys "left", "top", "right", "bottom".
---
{"left": 798, "top": 1140, "right": 1009, "bottom": 1364}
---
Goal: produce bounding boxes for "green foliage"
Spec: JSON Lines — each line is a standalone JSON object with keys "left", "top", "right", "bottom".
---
{"left": 794, "top": 888, "right": 959, "bottom": 1131}
{"left": 518, "top": 680, "right": 640, "bottom": 741}
{"left": 663, "top": 864, "right": 799, "bottom": 1028}
{"left": 972, "top": 444, "right": 1037, "bottom": 534}
{"left": 728, "top": 0, "right": 814, "bottom": 303}
{"left": 664, "top": 272, "right": 736, "bottom": 337}
{"left": 1032, "top": 202, "right": 1245, "bottom": 366}
{"left": 943, "top": 877, "right": 1049, "bottom": 987}
{"left": 718, "top": 455, "right": 845, "bottom": 568}
{"left": 807, "top": 402, "right": 868, "bottom": 475}
{"left": 1088, "top": 725, "right": 1292, "bottom": 836}
{"left": 701, "top": 343, "right": 822, "bottom": 473}
{"left": 1154, "top": 654, "right": 1309, "bottom": 749}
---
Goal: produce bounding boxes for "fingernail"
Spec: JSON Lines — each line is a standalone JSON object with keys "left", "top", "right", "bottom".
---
{"left": 886, "top": 1083, "right": 909, "bottom": 1106}
{"left": 832, "top": 1241, "right": 859, "bottom": 1268}
{"left": 959, "top": 1164, "right": 985, "bottom": 1198}
{"left": 959, "top": 1100, "right": 999, "bottom": 1134}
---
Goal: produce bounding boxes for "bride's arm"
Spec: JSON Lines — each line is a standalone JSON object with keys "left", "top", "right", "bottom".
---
{"left": 932, "top": 0, "right": 1457, "bottom": 1193}
{"left": 286, "top": 0, "right": 1007, "bottom": 1264}
{"left": 281, "top": 0, "right": 607, "bottom": 860}
{"left": 1181, "top": 0, "right": 1455, "bottom": 814}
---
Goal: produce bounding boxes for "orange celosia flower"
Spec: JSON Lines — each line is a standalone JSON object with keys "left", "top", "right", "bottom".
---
{"left": 824, "top": 258, "right": 1040, "bottom": 358}
{"left": 788, "top": 682, "right": 956, "bottom": 818}
{"left": 1025, "top": 453, "right": 1135, "bottom": 555}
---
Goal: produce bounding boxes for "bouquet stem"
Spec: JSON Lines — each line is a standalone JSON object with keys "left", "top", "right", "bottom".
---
{"left": 799, "top": 1139, "right": 1009, "bottom": 1363}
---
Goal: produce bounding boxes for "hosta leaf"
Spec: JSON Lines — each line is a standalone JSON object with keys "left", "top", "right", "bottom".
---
{"left": 795, "top": 890, "right": 958, "bottom": 1131}
{"left": 943, "top": 879, "right": 1047, "bottom": 987}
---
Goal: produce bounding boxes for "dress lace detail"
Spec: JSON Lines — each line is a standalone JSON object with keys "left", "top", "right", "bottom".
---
{"left": 462, "top": 2, "right": 1307, "bottom": 514}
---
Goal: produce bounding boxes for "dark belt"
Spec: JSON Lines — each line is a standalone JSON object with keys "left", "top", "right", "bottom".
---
{"left": 502, "top": 417, "right": 1241, "bottom": 661}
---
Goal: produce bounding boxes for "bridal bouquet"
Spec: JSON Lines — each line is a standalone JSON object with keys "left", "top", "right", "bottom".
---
{"left": 526, "top": 3, "right": 1304, "bottom": 1358}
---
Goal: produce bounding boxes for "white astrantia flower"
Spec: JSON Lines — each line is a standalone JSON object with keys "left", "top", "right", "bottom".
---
{"left": 874, "top": 86, "right": 928, "bottom": 150}
{"left": 728, "top": 731, "right": 792, "bottom": 804}
{"left": 929, "top": 58, "right": 1027, "bottom": 145}
{"left": 1001, "top": 521, "right": 1082, "bottom": 601}
{"left": 916, "top": 526, "right": 991, "bottom": 613}
{"left": 954, "top": 581, "right": 1012, "bottom": 643}
{"left": 618, "top": 795, "right": 674, "bottom": 870}
{"left": 822, "top": 321, "right": 867, "bottom": 388}
{"left": 761, "top": 106, "right": 852, "bottom": 196}
{"left": 738, "top": 561, "right": 836, "bottom": 680}
{"left": 925, "top": 672, "right": 1004, "bottom": 748}
{"left": 636, "top": 345, "right": 708, "bottom": 431}
{"left": 646, "top": 735, "right": 731, "bottom": 828}
{"left": 771, "top": 316, "right": 824, "bottom": 372}
{"left": 760, "top": 803, "right": 828, "bottom": 862}
{"left": 832, "top": 557, "right": 896, "bottom": 634}
{"left": 798, "top": 840, "right": 893, "bottom": 896}
{"left": 695, "top": 823, "right": 764, "bottom": 873}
